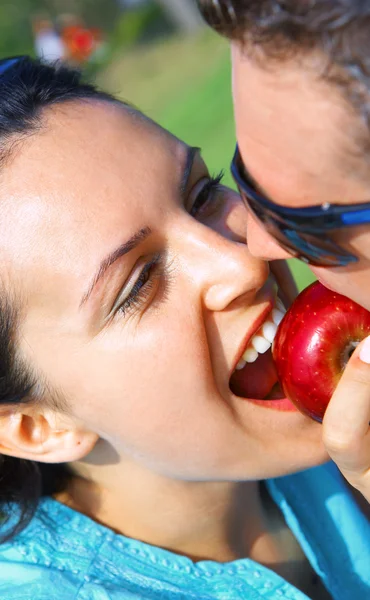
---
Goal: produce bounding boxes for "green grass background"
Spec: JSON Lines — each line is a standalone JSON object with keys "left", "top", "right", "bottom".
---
{"left": 98, "top": 30, "right": 316, "bottom": 291}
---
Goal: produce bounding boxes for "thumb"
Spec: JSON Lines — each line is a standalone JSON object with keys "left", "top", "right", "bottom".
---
{"left": 322, "top": 335, "right": 370, "bottom": 472}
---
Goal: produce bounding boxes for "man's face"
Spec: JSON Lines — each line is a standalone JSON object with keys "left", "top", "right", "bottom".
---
{"left": 232, "top": 42, "right": 370, "bottom": 310}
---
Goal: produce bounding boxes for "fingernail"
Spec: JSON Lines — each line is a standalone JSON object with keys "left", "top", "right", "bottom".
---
{"left": 359, "top": 336, "right": 370, "bottom": 364}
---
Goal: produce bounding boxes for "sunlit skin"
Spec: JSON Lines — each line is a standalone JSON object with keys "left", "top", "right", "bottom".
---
{"left": 232, "top": 44, "right": 370, "bottom": 311}
{"left": 0, "top": 101, "right": 327, "bottom": 563}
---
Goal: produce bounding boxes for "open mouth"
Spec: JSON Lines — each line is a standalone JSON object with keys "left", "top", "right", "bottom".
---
{"left": 229, "top": 298, "right": 296, "bottom": 411}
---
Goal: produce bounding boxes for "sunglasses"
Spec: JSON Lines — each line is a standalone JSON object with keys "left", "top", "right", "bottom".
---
{"left": 231, "top": 144, "right": 370, "bottom": 267}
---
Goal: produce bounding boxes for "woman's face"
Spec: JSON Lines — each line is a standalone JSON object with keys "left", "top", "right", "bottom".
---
{"left": 2, "top": 101, "right": 327, "bottom": 480}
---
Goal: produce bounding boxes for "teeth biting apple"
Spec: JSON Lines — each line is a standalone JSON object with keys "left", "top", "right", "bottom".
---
{"left": 272, "top": 281, "right": 370, "bottom": 422}
{"left": 235, "top": 298, "right": 286, "bottom": 370}
{"left": 230, "top": 298, "right": 287, "bottom": 401}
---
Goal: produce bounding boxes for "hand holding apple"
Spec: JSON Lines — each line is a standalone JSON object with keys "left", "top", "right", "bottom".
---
{"left": 272, "top": 281, "right": 370, "bottom": 422}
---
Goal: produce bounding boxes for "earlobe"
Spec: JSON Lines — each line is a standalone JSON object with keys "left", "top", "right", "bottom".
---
{"left": 0, "top": 409, "right": 99, "bottom": 464}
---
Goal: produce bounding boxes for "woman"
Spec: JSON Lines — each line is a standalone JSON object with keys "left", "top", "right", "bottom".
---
{"left": 0, "top": 56, "right": 368, "bottom": 600}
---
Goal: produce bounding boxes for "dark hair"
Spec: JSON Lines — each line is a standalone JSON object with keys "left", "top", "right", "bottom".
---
{"left": 198, "top": 1, "right": 370, "bottom": 143}
{"left": 0, "top": 56, "right": 117, "bottom": 543}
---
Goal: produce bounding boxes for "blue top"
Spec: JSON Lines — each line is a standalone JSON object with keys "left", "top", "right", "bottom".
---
{"left": 0, "top": 462, "right": 369, "bottom": 599}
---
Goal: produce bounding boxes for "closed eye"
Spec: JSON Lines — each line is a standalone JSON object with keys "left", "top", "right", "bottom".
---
{"left": 113, "top": 254, "right": 162, "bottom": 318}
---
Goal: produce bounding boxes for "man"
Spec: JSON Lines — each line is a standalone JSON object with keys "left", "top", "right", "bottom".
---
{"left": 198, "top": 0, "right": 370, "bottom": 503}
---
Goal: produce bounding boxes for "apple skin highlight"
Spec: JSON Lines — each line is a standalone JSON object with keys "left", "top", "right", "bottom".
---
{"left": 272, "top": 281, "right": 370, "bottom": 422}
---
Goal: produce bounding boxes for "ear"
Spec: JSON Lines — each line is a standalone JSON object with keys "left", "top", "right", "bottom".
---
{"left": 0, "top": 407, "right": 99, "bottom": 464}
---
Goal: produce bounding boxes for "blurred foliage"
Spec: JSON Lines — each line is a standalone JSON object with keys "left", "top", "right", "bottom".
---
{"left": 0, "top": 0, "right": 120, "bottom": 58}
{"left": 0, "top": 2, "right": 34, "bottom": 56}
{"left": 109, "top": 3, "right": 167, "bottom": 55}
{"left": 0, "top": 1, "right": 183, "bottom": 61}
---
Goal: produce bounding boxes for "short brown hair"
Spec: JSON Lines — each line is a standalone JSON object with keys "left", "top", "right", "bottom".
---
{"left": 198, "top": 1, "right": 370, "bottom": 146}
{"left": 198, "top": 1, "right": 370, "bottom": 52}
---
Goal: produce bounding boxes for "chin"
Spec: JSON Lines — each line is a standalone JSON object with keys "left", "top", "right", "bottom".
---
{"left": 234, "top": 453, "right": 330, "bottom": 482}
{"left": 263, "top": 450, "right": 330, "bottom": 480}
{"left": 217, "top": 432, "right": 329, "bottom": 483}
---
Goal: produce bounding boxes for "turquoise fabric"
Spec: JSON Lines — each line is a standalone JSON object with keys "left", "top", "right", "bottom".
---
{"left": 0, "top": 462, "right": 369, "bottom": 599}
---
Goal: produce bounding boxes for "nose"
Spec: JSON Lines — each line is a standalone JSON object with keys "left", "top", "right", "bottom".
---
{"left": 178, "top": 220, "right": 269, "bottom": 313}
{"left": 246, "top": 210, "right": 292, "bottom": 261}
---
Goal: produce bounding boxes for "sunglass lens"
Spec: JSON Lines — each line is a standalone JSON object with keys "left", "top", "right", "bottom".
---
{"left": 240, "top": 190, "right": 355, "bottom": 266}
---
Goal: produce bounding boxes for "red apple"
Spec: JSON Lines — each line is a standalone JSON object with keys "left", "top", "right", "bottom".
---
{"left": 272, "top": 281, "right": 370, "bottom": 422}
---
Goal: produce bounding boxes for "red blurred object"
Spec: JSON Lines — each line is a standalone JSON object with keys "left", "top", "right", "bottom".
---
{"left": 62, "top": 24, "right": 101, "bottom": 63}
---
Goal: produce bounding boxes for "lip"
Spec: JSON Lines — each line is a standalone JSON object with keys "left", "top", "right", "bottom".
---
{"left": 245, "top": 397, "right": 298, "bottom": 412}
{"left": 231, "top": 277, "right": 277, "bottom": 376}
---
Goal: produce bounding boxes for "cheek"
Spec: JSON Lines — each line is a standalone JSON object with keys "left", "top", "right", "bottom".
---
{"left": 70, "top": 334, "right": 215, "bottom": 477}
{"left": 49, "top": 313, "right": 209, "bottom": 442}
{"left": 346, "top": 228, "right": 370, "bottom": 260}
{"left": 312, "top": 263, "right": 370, "bottom": 311}
{"left": 311, "top": 228, "right": 370, "bottom": 306}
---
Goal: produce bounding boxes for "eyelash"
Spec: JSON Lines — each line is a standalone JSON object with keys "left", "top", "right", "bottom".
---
{"left": 116, "top": 254, "right": 161, "bottom": 318}
{"left": 116, "top": 172, "right": 225, "bottom": 319}
{"left": 190, "top": 171, "right": 225, "bottom": 217}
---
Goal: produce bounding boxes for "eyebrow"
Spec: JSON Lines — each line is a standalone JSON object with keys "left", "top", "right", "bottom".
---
{"left": 80, "top": 145, "right": 200, "bottom": 308}
{"left": 80, "top": 227, "right": 152, "bottom": 307}
{"left": 180, "top": 146, "right": 200, "bottom": 196}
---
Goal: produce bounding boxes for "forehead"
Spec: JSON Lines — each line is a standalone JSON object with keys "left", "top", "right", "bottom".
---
{"left": 0, "top": 99, "right": 182, "bottom": 242}
{"left": 231, "top": 44, "right": 370, "bottom": 205}
{"left": 5, "top": 99, "right": 179, "bottom": 197}
{"left": 0, "top": 100, "right": 183, "bottom": 306}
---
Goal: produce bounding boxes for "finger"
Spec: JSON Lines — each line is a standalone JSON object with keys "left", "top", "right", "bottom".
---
{"left": 322, "top": 335, "right": 370, "bottom": 473}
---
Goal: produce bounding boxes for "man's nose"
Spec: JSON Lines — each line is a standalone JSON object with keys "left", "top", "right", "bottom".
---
{"left": 246, "top": 210, "right": 292, "bottom": 261}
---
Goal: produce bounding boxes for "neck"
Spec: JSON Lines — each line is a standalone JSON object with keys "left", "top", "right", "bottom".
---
{"left": 56, "top": 455, "right": 279, "bottom": 564}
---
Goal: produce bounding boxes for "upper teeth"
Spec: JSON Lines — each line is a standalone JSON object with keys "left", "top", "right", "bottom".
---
{"left": 235, "top": 298, "right": 286, "bottom": 369}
